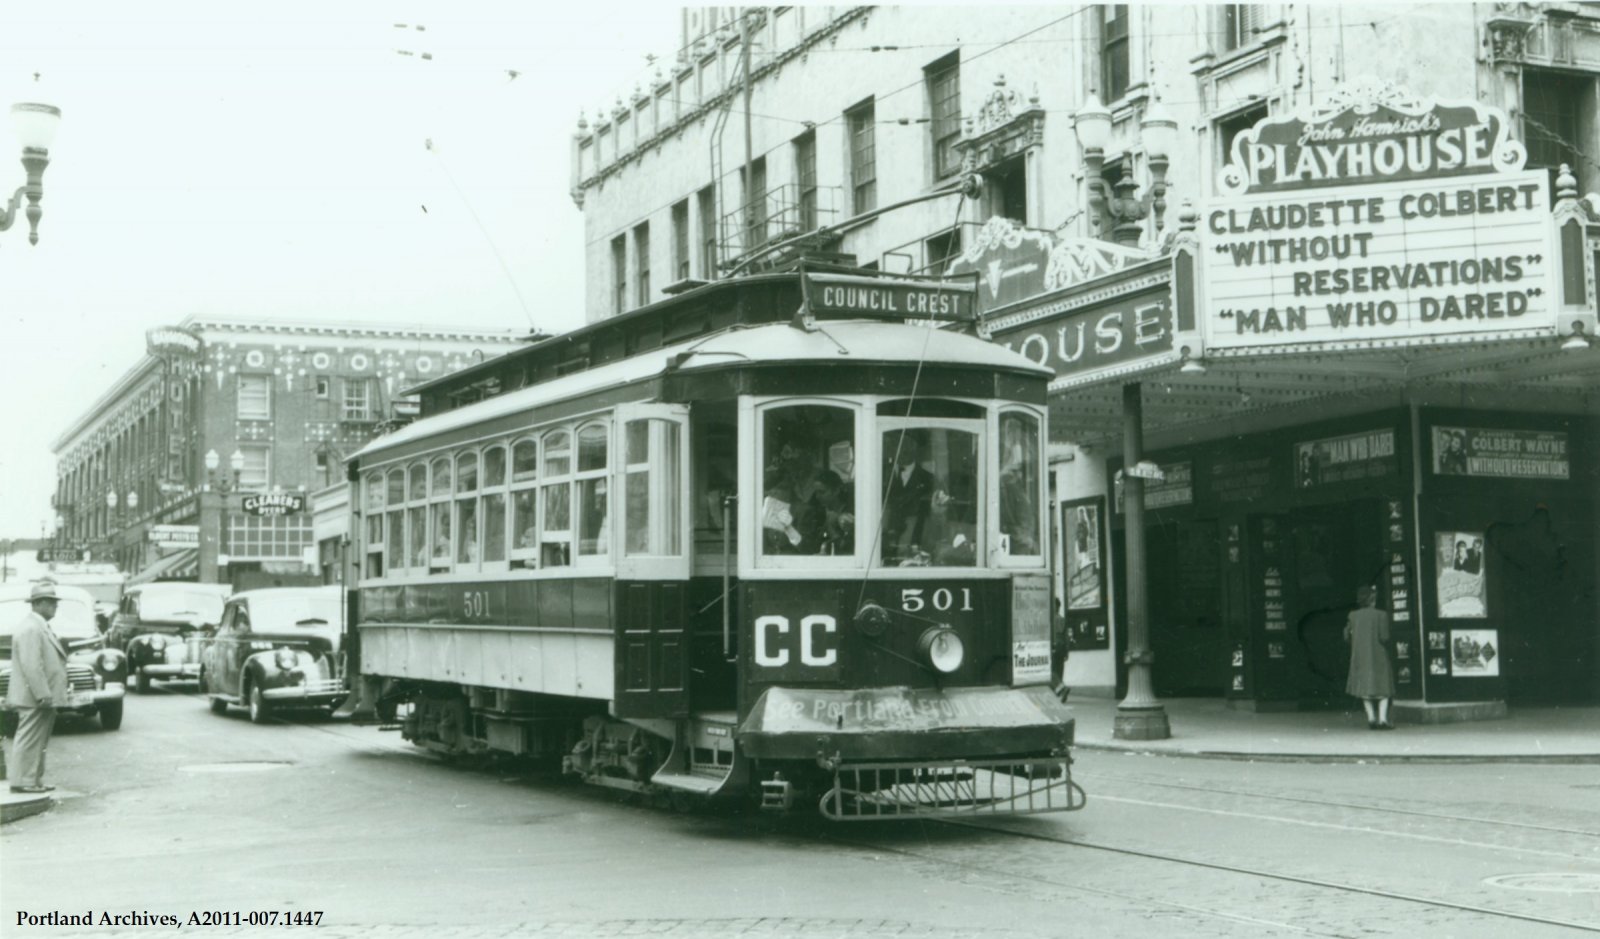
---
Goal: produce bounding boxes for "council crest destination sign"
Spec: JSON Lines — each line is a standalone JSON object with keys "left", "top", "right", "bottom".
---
{"left": 1199, "top": 80, "right": 1557, "bottom": 354}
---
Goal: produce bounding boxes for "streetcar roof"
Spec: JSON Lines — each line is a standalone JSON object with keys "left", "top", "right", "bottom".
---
{"left": 350, "top": 320, "right": 1048, "bottom": 466}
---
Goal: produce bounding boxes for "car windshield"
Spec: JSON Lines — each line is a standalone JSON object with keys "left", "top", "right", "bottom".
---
{"left": 247, "top": 595, "right": 342, "bottom": 635}
{"left": 0, "top": 597, "right": 99, "bottom": 643}
{"left": 139, "top": 590, "right": 227, "bottom": 625}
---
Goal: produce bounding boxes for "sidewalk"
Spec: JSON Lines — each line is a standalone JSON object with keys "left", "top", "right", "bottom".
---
{"left": 1067, "top": 696, "right": 1600, "bottom": 762}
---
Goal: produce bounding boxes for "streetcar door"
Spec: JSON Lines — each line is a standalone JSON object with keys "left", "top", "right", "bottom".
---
{"left": 613, "top": 403, "right": 693, "bottom": 718}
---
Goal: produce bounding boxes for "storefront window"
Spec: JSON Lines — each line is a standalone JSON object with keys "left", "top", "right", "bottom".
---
{"left": 760, "top": 404, "right": 856, "bottom": 558}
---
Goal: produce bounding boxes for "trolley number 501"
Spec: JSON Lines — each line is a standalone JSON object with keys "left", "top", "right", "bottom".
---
{"left": 900, "top": 587, "right": 974, "bottom": 613}
{"left": 461, "top": 589, "right": 492, "bottom": 619}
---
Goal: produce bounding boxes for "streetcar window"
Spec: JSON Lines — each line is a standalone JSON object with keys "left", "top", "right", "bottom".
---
{"left": 511, "top": 439, "right": 537, "bottom": 483}
{"left": 624, "top": 418, "right": 682, "bottom": 557}
{"left": 761, "top": 405, "right": 856, "bottom": 557}
{"left": 541, "top": 430, "right": 573, "bottom": 567}
{"left": 386, "top": 469, "right": 405, "bottom": 505}
{"left": 510, "top": 438, "right": 539, "bottom": 567}
{"left": 483, "top": 445, "right": 506, "bottom": 488}
{"left": 386, "top": 469, "right": 406, "bottom": 573}
{"left": 430, "top": 457, "right": 451, "bottom": 496}
{"left": 482, "top": 444, "right": 507, "bottom": 564}
{"left": 576, "top": 423, "right": 610, "bottom": 558}
{"left": 408, "top": 462, "right": 428, "bottom": 569}
{"left": 692, "top": 408, "right": 738, "bottom": 562}
{"left": 881, "top": 426, "right": 980, "bottom": 567}
{"left": 998, "top": 411, "right": 1043, "bottom": 557}
{"left": 455, "top": 451, "right": 481, "bottom": 567}
{"left": 408, "top": 463, "right": 427, "bottom": 502}
{"left": 365, "top": 474, "right": 384, "bottom": 512}
{"left": 456, "top": 451, "right": 479, "bottom": 493}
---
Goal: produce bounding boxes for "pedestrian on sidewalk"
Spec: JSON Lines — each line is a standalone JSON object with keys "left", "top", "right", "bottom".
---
{"left": 1344, "top": 584, "right": 1395, "bottom": 730}
{"left": 4, "top": 581, "right": 70, "bottom": 793}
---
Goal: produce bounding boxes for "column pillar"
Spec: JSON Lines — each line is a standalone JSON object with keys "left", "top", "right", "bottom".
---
{"left": 197, "top": 490, "right": 224, "bottom": 585}
{"left": 1115, "top": 381, "right": 1170, "bottom": 739}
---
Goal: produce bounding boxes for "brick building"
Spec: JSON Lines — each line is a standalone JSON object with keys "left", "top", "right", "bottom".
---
{"left": 52, "top": 317, "right": 526, "bottom": 590}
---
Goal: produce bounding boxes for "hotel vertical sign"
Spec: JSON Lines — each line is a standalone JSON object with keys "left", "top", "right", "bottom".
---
{"left": 1199, "top": 80, "right": 1557, "bottom": 353}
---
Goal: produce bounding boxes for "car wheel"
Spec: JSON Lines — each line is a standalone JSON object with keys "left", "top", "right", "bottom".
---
{"left": 136, "top": 670, "right": 151, "bottom": 694}
{"left": 98, "top": 700, "right": 124, "bottom": 731}
{"left": 248, "top": 684, "right": 270, "bottom": 724}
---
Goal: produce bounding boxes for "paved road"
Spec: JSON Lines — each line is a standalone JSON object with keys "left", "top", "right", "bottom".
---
{"left": 3, "top": 689, "right": 1598, "bottom": 938}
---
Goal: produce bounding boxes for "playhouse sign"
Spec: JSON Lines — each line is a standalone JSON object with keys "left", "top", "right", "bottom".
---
{"left": 1200, "top": 81, "right": 1556, "bottom": 353}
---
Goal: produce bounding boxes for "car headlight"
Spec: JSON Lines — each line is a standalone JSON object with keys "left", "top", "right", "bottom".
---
{"left": 918, "top": 627, "right": 965, "bottom": 674}
{"left": 149, "top": 634, "right": 167, "bottom": 651}
{"left": 273, "top": 648, "right": 299, "bottom": 671}
{"left": 96, "top": 650, "right": 123, "bottom": 672}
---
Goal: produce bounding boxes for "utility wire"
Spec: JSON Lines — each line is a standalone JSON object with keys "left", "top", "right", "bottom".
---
{"left": 425, "top": 141, "right": 540, "bottom": 332}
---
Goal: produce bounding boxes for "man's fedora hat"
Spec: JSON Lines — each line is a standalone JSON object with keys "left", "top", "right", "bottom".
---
{"left": 28, "top": 581, "right": 60, "bottom": 603}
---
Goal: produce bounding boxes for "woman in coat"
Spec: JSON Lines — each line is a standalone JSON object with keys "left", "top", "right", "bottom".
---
{"left": 1344, "top": 584, "right": 1395, "bottom": 730}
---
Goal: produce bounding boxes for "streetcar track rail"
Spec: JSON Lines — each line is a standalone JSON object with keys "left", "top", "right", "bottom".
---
{"left": 1083, "top": 771, "right": 1600, "bottom": 839}
{"left": 937, "top": 818, "right": 1600, "bottom": 935}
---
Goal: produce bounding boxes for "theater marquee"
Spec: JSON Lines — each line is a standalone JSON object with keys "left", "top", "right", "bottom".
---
{"left": 1199, "top": 80, "right": 1557, "bottom": 354}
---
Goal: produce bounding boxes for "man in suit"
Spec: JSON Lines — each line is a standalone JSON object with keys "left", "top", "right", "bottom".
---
{"left": 5, "top": 581, "right": 69, "bottom": 794}
{"left": 883, "top": 433, "right": 935, "bottom": 564}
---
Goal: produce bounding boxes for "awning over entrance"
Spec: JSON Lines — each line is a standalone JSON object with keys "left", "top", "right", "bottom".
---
{"left": 126, "top": 549, "right": 198, "bottom": 586}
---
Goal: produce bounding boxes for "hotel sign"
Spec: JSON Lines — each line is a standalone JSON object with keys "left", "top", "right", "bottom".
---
{"left": 1200, "top": 81, "right": 1557, "bottom": 354}
{"left": 806, "top": 274, "right": 975, "bottom": 320}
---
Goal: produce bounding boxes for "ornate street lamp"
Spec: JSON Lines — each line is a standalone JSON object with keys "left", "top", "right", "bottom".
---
{"left": 1074, "top": 94, "right": 1176, "bottom": 246}
{"left": 205, "top": 448, "right": 246, "bottom": 492}
{"left": 0, "top": 78, "right": 61, "bottom": 246}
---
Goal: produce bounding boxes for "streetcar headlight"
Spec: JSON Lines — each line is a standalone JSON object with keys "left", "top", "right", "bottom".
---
{"left": 918, "top": 627, "right": 965, "bottom": 674}
{"left": 273, "top": 648, "right": 299, "bottom": 671}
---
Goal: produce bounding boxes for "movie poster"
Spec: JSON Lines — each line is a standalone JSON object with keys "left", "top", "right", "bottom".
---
{"left": 1065, "top": 501, "right": 1102, "bottom": 611}
{"left": 1435, "top": 531, "right": 1487, "bottom": 618}
{"left": 1450, "top": 629, "right": 1500, "bottom": 676}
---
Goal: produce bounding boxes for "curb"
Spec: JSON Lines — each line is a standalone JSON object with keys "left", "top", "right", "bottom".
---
{"left": 1076, "top": 742, "right": 1600, "bottom": 765}
{"left": 1, "top": 794, "right": 54, "bottom": 824}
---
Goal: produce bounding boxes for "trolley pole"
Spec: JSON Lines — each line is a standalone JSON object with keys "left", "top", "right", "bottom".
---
{"left": 1115, "top": 382, "right": 1170, "bottom": 739}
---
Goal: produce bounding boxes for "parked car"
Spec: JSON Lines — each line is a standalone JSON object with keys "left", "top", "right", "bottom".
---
{"left": 200, "top": 586, "right": 346, "bottom": 723}
{"left": 0, "top": 582, "right": 127, "bottom": 730}
{"left": 109, "top": 582, "right": 232, "bottom": 693}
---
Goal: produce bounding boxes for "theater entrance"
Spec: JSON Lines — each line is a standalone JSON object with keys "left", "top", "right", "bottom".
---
{"left": 1283, "top": 500, "right": 1387, "bottom": 705}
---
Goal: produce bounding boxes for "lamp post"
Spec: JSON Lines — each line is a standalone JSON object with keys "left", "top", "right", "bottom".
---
{"left": 0, "top": 77, "right": 61, "bottom": 246}
{"left": 205, "top": 448, "right": 245, "bottom": 492}
{"left": 1073, "top": 94, "right": 1176, "bottom": 247}
{"left": 1073, "top": 94, "right": 1179, "bottom": 740}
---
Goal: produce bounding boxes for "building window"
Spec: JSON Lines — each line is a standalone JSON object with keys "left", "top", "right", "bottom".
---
{"left": 314, "top": 375, "right": 331, "bottom": 399}
{"left": 1216, "top": 103, "right": 1269, "bottom": 187}
{"left": 314, "top": 451, "right": 331, "bottom": 483}
{"left": 611, "top": 234, "right": 628, "bottom": 313}
{"left": 698, "top": 184, "right": 718, "bottom": 278}
{"left": 238, "top": 445, "right": 270, "bottom": 491}
{"left": 633, "top": 222, "right": 651, "bottom": 307}
{"left": 741, "top": 156, "right": 768, "bottom": 249}
{"left": 342, "top": 378, "right": 373, "bottom": 421}
{"left": 671, "top": 199, "right": 691, "bottom": 281}
{"left": 1221, "top": 4, "right": 1264, "bottom": 52}
{"left": 794, "top": 130, "right": 818, "bottom": 231}
{"left": 926, "top": 54, "right": 962, "bottom": 179}
{"left": 848, "top": 98, "right": 877, "bottom": 215}
{"left": 924, "top": 227, "right": 962, "bottom": 275}
{"left": 989, "top": 156, "right": 1029, "bottom": 225}
{"left": 1523, "top": 69, "right": 1590, "bottom": 193}
{"left": 1102, "top": 4, "right": 1130, "bottom": 102}
{"left": 237, "top": 374, "right": 271, "bottom": 420}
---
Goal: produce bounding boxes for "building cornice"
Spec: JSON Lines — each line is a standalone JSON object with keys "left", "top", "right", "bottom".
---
{"left": 573, "top": 6, "right": 872, "bottom": 195}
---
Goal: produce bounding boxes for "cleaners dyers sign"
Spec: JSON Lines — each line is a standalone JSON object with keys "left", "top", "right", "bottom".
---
{"left": 1200, "top": 80, "right": 1556, "bottom": 353}
{"left": 242, "top": 493, "right": 305, "bottom": 517}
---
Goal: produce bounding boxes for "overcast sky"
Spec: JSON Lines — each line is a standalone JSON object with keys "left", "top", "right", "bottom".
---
{"left": 0, "top": 0, "right": 681, "bottom": 538}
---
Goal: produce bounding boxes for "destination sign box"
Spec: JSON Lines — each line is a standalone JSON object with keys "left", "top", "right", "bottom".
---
{"left": 807, "top": 274, "right": 975, "bottom": 320}
{"left": 242, "top": 493, "right": 305, "bottom": 517}
{"left": 1200, "top": 82, "right": 1557, "bottom": 353}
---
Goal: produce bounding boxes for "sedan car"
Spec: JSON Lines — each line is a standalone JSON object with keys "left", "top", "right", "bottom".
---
{"left": 200, "top": 586, "right": 346, "bottom": 723}
{"left": 109, "top": 582, "right": 231, "bottom": 693}
{"left": 0, "top": 582, "right": 127, "bottom": 730}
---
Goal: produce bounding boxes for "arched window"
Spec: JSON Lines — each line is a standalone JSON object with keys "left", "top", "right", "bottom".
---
{"left": 509, "top": 438, "right": 539, "bottom": 567}
{"left": 455, "top": 450, "right": 480, "bottom": 567}
{"left": 429, "top": 456, "right": 452, "bottom": 570}
{"left": 363, "top": 472, "right": 385, "bottom": 578}
{"left": 385, "top": 468, "right": 406, "bottom": 573}
{"left": 407, "top": 463, "right": 428, "bottom": 569}
{"left": 481, "top": 443, "right": 507, "bottom": 564}
{"left": 575, "top": 422, "right": 610, "bottom": 558}
{"left": 540, "top": 430, "right": 572, "bottom": 567}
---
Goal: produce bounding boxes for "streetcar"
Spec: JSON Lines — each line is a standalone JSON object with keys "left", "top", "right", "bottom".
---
{"left": 345, "top": 267, "right": 1084, "bottom": 819}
